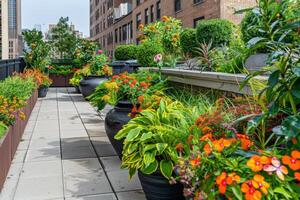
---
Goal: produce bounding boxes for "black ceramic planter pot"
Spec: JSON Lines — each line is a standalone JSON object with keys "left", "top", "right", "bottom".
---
{"left": 79, "top": 75, "right": 107, "bottom": 98}
{"left": 75, "top": 86, "right": 81, "bottom": 94}
{"left": 105, "top": 100, "right": 133, "bottom": 159}
{"left": 138, "top": 171, "right": 185, "bottom": 200}
{"left": 38, "top": 86, "right": 48, "bottom": 98}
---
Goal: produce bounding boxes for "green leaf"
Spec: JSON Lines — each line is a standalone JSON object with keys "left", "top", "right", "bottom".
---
{"left": 231, "top": 186, "right": 243, "bottom": 200}
{"left": 291, "top": 89, "right": 300, "bottom": 100}
{"left": 160, "top": 160, "right": 173, "bottom": 179}
{"left": 156, "top": 143, "right": 168, "bottom": 154}
{"left": 129, "top": 168, "right": 136, "bottom": 179}
{"left": 292, "top": 67, "right": 300, "bottom": 77}
{"left": 268, "top": 70, "right": 280, "bottom": 87}
{"left": 143, "top": 150, "right": 156, "bottom": 166}
{"left": 141, "top": 160, "right": 158, "bottom": 174}
{"left": 126, "top": 127, "right": 143, "bottom": 141}
{"left": 140, "top": 132, "right": 153, "bottom": 141}
{"left": 247, "top": 37, "right": 267, "bottom": 48}
{"left": 274, "top": 187, "right": 292, "bottom": 199}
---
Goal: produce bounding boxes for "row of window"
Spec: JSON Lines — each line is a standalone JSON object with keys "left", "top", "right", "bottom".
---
{"left": 175, "top": 0, "right": 204, "bottom": 12}
{"left": 136, "top": 0, "right": 161, "bottom": 29}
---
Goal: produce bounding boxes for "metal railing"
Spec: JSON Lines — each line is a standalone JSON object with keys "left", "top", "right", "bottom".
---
{"left": 0, "top": 58, "right": 26, "bottom": 80}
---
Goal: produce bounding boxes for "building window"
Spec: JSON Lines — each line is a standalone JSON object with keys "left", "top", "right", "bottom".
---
{"left": 194, "top": 16, "right": 205, "bottom": 28}
{"left": 130, "top": 21, "right": 133, "bottom": 38}
{"left": 122, "top": 25, "right": 127, "bottom": 41}
{"left": 119, "top": 27, "right": 122, "bottom": 42}
{"left": 136, "top": 0, "right": 141, "bottom": 6}
{"left": 193, "top": 0, "right": 203, "bottom": 4}
{"left": 156, "top": 1, "right": 161, "bottom": 20}
{"left": 115, "top": 29, "right": 118, "bottom": 43}
{"left": 174, "top": 0, "right": 181, "bottom": 12}
{"left": 150, "top": 5, "right": 154, "bottom": 22}
{"left": 145, "top": 8, "right": 149, "bottom": 24}
{"left": 136, "top": 13, "right": 142, "bottom": 29}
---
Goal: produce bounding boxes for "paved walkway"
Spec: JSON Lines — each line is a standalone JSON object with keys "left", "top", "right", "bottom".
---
{"left": 0, "top": 88, "right": 145, "bottom": 200}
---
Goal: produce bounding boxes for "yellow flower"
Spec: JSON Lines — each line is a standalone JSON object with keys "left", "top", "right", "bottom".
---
{"left": 102, "top": 95, "right": 111, "bottom": 102}
{"left": 162, "top": 16, "right": 170, "bottom": 22}
{"left": 104, "top": 82, "right": 119, "bottom": 90}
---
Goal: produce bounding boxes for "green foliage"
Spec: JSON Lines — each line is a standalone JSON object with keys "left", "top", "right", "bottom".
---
{"left": 240, "top": 11, "right": 262, "bottom": 44}
{"left": 180, "top": 28, "right": 197, "bottom": 58}
{"left": 137, "top": 41, "right": 163, "bottom": 67}
{"left": 23, "top": 29, "right": 51, "bottom": 71}
{"left": 49, "top": 65, "right": 75, "bottom": 75}
{"left": 115, "top": 45, "right": 139, "bottom": 61}
{"left": 49, "top": 17, "right": 77, "bottom": 59}
{"left": 74, "top": 39, "right": 98, "bottom": 68}
{"left": 0, "top": 122, "right": 7, "bottom": 139}
{"left": 115, "top": 101, "right": 201, "bottom": 179}
{"left": 0, "top": 76, "right": 36, "bottom": 101}
{"left": 196, "top": 19, "right": 234, "bottom": 48}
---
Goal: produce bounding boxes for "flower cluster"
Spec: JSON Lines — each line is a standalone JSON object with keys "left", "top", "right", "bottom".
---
{"left": 16, "top": 69, "right": 52, "bottom": 88}
{"left": 0, "top": 96, "right": 26, "bottom": 126}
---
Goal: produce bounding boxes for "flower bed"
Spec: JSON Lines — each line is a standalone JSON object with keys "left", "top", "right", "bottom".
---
{"left": 0, "top": 90, "right": 37, "bottom": 190}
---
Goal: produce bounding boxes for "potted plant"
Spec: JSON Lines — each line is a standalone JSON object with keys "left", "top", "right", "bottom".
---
{"left": 114, "top": 100, "right": 198, "bottom": 200}
{"left": 38, "top": 74, "right": 52, "bottom": 98}
{"left": 69, "top": 69, "right": 83, "bottom": 93}
{"left": 89, "top": 71, "right": 165, "bottom": 158}
{"left": 79, "top": 50, "right": 113, "bottom": 98}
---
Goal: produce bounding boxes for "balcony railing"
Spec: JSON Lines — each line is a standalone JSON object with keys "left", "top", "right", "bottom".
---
{"left": 0, "top": 58, "right": 26, "bottom": 81}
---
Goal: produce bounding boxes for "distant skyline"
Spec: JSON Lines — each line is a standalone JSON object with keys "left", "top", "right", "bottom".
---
{"left": 22, "top": 0, "right": 89, "bottom": 37}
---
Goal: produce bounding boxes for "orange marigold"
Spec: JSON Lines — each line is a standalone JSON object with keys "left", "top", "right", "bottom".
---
{"left": 247, "top": 156, "right": 270, "bottom": 172}
{"left": 282, "top": 150, "right": 300, "bottom": 171}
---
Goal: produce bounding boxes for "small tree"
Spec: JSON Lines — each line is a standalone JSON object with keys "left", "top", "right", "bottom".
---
{"left": 23, "top": 29, "right": 50, "bottom": 71}
{"left": 49, "top": 17, "right": 77, "bottom": 59}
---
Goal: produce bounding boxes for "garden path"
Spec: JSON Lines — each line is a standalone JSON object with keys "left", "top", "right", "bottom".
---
{"left": 0, "top": 88, "right": 145, "bottom": 200}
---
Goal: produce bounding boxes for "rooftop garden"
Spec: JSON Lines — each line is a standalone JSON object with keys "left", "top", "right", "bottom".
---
{"left": 1, "top": 0, "right": 300, "bottom": 199}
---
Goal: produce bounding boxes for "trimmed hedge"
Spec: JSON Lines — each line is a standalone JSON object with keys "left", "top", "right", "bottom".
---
{"left": 115, "top": 45, "right": 139, "bottom": 61}
{"left": 196, "top": 19, "right": 234, "bottom": 47}
{"left": 137, "top": 41, "right": 163, "bottom": 67}
{"left": 180, "top": 28, "right": 198, "bottom": 58}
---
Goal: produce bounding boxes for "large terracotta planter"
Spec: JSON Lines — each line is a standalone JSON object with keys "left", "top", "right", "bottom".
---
{"left": 0, "top": 90, "right": 38, "bottom": 191}
{"left": 79, "top": 75, "right": 108, "bottom": 98}
{"left": 104, "top": 100, "right": 133, "bottom": 159}
{"left": 138, "top": 171, "right": 185, "bottom": 200}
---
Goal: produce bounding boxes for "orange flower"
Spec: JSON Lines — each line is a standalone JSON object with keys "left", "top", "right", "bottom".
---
{"left": 190, "top": 155, "right": 201, "bottom": 167}
{"left": 200, "top": 134, "right": 213, "bottom": 141}
{"left": 247, "top": 156, "right": 270, "bottom": 172}
{"left": 213, "top": 138, "right": 232, "bottom": 152}
{"left": 282, "top": 150, "right": 300, "bottom": 171}
{"left": 295, "top": 172, "right": 300, "bottom": 181}
{"left": 202, "top": 126, "right": 213, "bottom": 135}
{"left": 253, "top": 174, "right": 270, "bottom": 195}
{"left": 237, "top": 134, "right": 253, "bottom": 150}
{"left": 175, "top": 143, "right": 184, "bottom": 152}
{"left": 203, "top": 143, "right": 212, "bottom": 155}
{"left": 187, "top": 135, "right": 193, "bottom": 143}
{"left": 138, "top": 23, "right": 144, "bottom": 30}
{"left": 241, "top": 181, "right": 262, "bottom": 200}
{"left": 162, "top": 16, "right": 170, "bottom": 22}
{"left": 138, "top": 96, "right": 145, "bottom": 103}
{"left": 216, "top": 172, "right": 239, "bottom": 194}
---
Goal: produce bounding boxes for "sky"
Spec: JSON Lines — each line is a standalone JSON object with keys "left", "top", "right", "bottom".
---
{"left": 22, "top": 0, "right": 90, "bottom": 37}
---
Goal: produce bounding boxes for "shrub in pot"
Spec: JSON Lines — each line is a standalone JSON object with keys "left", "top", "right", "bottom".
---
{"left": 79, "top": 50, "right": 113, "bottom": 98}
{"left": 114, "top": 100, "right": 200, "bottom": 200}
{"left": 114, "top": 45, "right": 139, "bottom": 61}
{"left": 88, "top": 71, "right": 166, "bottom": 158}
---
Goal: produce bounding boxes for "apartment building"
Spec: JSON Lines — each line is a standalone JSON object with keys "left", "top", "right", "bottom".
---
{"left": 90, "top": 0, "right": 256, "bottom": 56}
{"left": 8, "top": 0, "right": 22, "bottom": 59}
{"left": 0, "top": 0, "right": 9, "bottom": 60}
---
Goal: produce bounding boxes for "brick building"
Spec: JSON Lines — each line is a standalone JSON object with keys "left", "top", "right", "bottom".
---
{"left": 90, "top": 0, "right": 256, "bottom": 56}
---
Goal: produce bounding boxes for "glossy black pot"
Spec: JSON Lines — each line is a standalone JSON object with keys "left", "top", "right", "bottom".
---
{"left": 105, "top": 100, "right": 133, "bottom": 159}
{"left": 138, "top": 171, "right": 185, "bottom": 200}
{"left": 75, "top": 86, "right": 81, "bottom": 94}
{"left": 38, "top": 86, "right": 48, "bottom": 98}
{"left": 79, "top": 75, "right": 107, "bottom": 98}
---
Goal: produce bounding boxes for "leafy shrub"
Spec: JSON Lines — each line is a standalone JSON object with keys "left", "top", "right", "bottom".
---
{"left": 180, "top": 28, "right": 197, "bottom": 58}
{"left": 0, "top": 76, "right": 36, "bottom": 100}
{"left": 196, "top": 19, "right": 234, "bottom": 48}
{"left": 114, "top": 45, "right": 138, "bottom": 60}
{"left": 137, "top": 41, "right": 163, "bottom": 67}
{"left": 240, "top": 11, "right": 262, "bottom": 44}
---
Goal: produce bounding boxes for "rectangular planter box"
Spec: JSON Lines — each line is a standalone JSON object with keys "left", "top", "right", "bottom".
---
{"left": 0, "top": 90, "right": 38, "bottom": 191}
{"left": 49, "top": 73, "right": 73, "bottom": 87}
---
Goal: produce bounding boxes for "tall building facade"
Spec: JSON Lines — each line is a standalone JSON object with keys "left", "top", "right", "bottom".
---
{"left": 90, "top": 0, "right": 256, "bottom": 56}
{"left": 0, "top": 0, "right": 9, "bottom": 60}
{"left": 8, "top": 0, "right": 22, "bottom": 59}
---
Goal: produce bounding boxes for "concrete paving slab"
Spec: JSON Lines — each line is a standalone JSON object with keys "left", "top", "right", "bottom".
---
{"left": 90, "top": 137, "right": 117, "bottom": 157}
{"left": 63, "top": 158, "right": 102, "bottom": 175}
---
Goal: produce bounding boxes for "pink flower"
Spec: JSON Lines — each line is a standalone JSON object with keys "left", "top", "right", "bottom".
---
{"left": 263, "top": 157, "right": 288, "bottom": 181}
{"left": 98, "top": 50, "right": 103, "bottom": 54}
{"left": 154, "top": 54, "right": 163, "bottom": 62}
